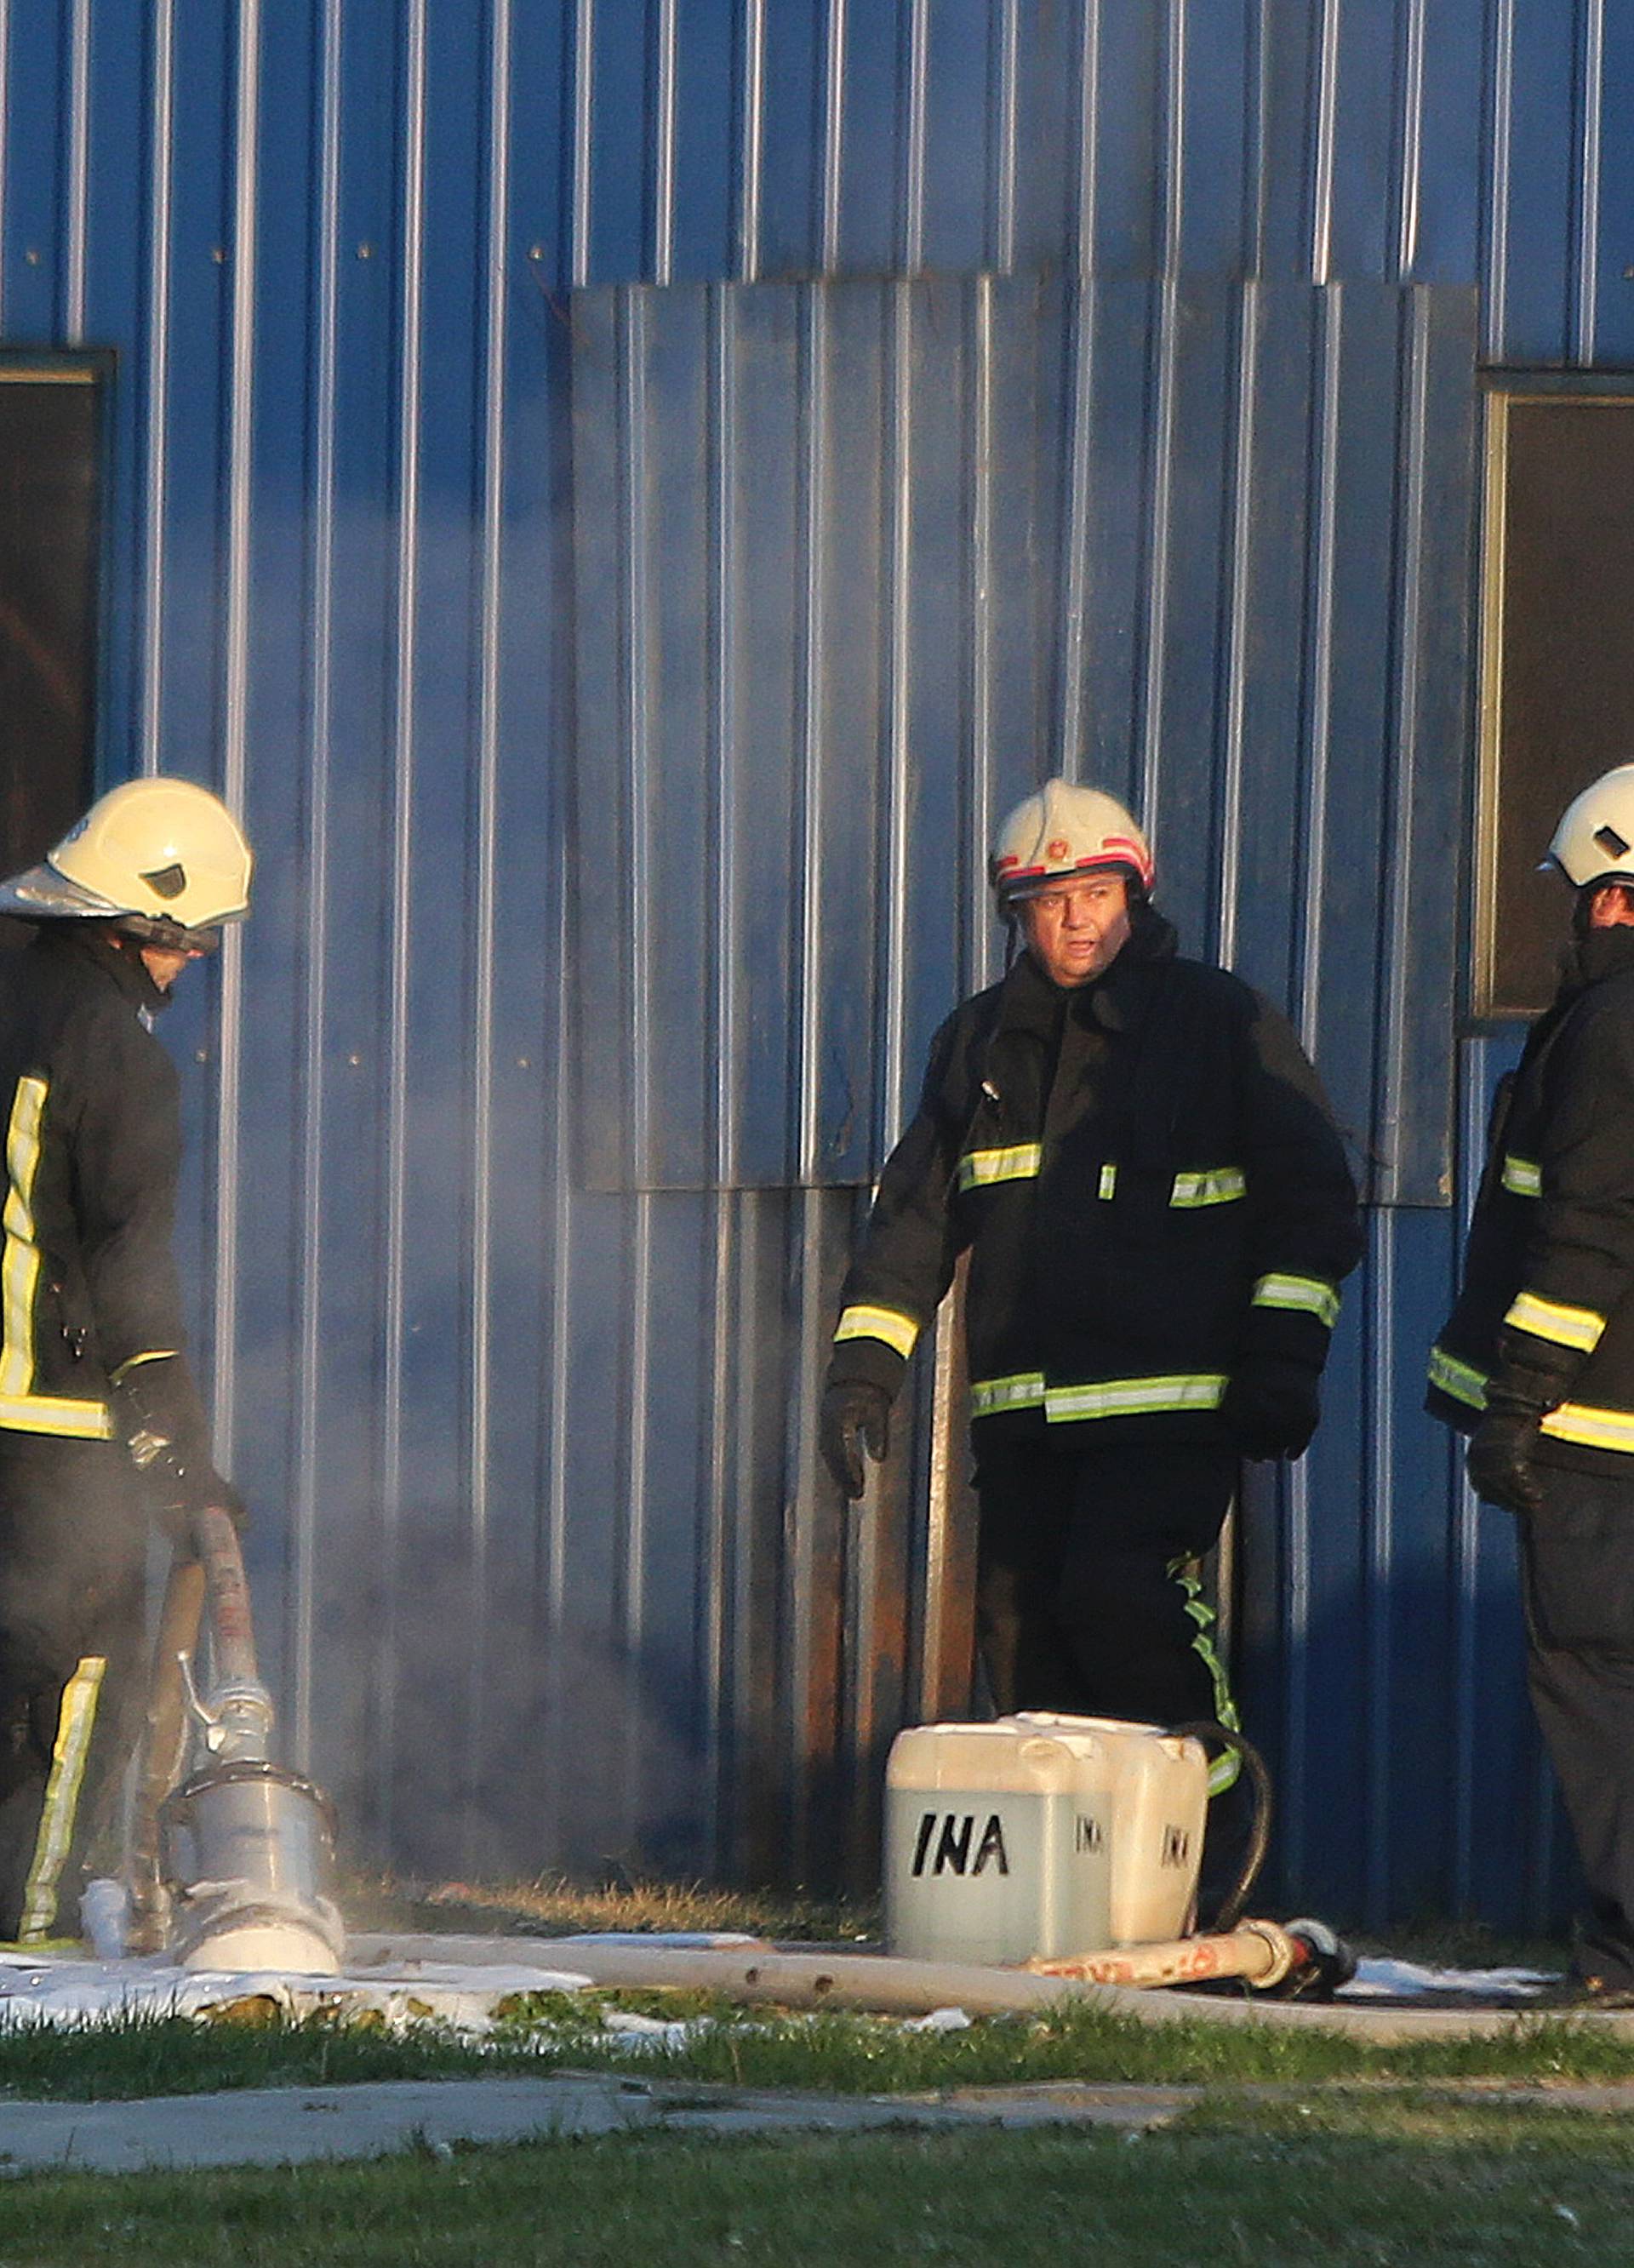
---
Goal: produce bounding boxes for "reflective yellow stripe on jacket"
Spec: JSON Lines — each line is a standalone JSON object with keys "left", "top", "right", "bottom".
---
{"left": 956, "top": 1145, "right": 1042, "bottom": 1192}
{"left": 0, "top": 1077, "right": 111, "bottom": 1440}
{"left": 1251, "top": 1272, "right": 1341, "bottom": 1329}
{"left": 968, "top": 1372, "right": 1047, "bottom": 1419}
{"left": 833, "top": 1304, "right": 920, "bottom": 1360}
{"left": 1540, "top": 1402, "right": 1634, "bottom": 1454}
{"left": 1427, "top": 1345, "right": 1488, "bottom": 1410}
{"left": 970, "top": 1372, "right": 1228, "bottom": 1423}
{"left": 1168, "top": 1168, "right": 1247, "bottom": 1208}
{"left": 1504, "top": 1289, "right": 1607, "bottom": 1354}
{"left": 1501, "top": 1153, "right": 1541, "bottom": 1197}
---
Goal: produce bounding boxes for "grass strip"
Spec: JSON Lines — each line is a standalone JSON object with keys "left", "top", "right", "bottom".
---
{"left": 3, "top": 1992, "right": 1634, "bottom": 2102}
{"left": 0, "top": 2111, "right": 1631, "bottom": 2265}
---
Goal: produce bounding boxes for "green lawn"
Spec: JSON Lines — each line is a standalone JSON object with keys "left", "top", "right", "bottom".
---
{"left": 0, "top": 2102, "right": 1627, "bottom": 2265}
{"left": 3, "top": 1992, "right": 1634, "bottom": 2102}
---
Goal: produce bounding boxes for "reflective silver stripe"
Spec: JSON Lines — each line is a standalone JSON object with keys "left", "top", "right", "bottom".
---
{"left": 1540, "top": 1400, "right": 1634, "bottom": 1454}
{"left": 0, "top": 1077, "right": 111, "bottom": 1442}
{"left": 969, "top": 1372, "right": 1047, "bottom": 1419}
{"left": 1427, "top": 1345, "right": 1488, "bottom": 1410}
{"left": 1098, "top": 1163, "right": 1117, "bottom": 1200}
{"left": 833, "top": 1304, "right": 919, "bottom": 1359}
{"left": 1505, "top": 1289, "right": 1605, "bottom": 1354}
{"left": 1251, "top": 1272, "right": 1340, "bottom": 1330}
{"left": 957, "top": 1144, "right": 1043, "bottom": 1192}
{"left": 1169, "top": 1168, "right": 1247, "bottom": 1208}
{"left": 19, "top": 1655, "right": 106, "bottom": 1943}
{"left": 1501, "top": 1153, "right": 1541, "bottom": 1197}
{"left": 1045, "top": 1374, "right": 1228, "bottom": 1422}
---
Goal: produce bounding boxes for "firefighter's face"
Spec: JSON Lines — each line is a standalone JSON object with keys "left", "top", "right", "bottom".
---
{"left": 1020, "top": 873, "right": 1132, "bottom": 987}
{"left": 136, "top": 943, "right": 203, "bottom": 992}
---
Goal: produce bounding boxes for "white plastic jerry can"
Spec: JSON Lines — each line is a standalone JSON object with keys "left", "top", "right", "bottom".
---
{"left": 1008, "top": 1712, "right": 1208, "bottom": 1945}
{"left": 883, "top": 1722, "right": 1114, "bottom": 1964}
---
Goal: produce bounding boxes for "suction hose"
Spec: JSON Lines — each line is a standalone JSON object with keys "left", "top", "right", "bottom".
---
{"left": 123, "top": 1545, "right": 207, "bottom": 1954}
{"left": 1163, "top": 1719, "right": 1273, "bottom": 1932}
{"left": 158, "top": 1505, "right": 346, "bottom": 1974}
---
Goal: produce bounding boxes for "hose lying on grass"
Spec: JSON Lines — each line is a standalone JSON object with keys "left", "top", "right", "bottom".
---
{"left": 347, "top": 1929, "right": 1592, "bottom": 2039}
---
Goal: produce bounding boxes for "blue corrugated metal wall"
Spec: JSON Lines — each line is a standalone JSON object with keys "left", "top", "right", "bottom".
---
{"left": 2, "top": 0, "right": 1624, "bottom": 1917}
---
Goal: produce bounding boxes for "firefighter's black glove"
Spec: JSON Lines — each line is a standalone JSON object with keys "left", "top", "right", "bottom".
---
{"left": 1467, "top": 1359, "right": 1563, "bottom": 1515}
{"left": 111, "top": 1355, "right": 247, "bottom": 1542}
{"left": 1466, "top": 1406, "right": 1544, "bottom": 1515}
{"left": 1222, "top": 1355, "right": 1322, "bottom": 1461}
{"left": 820, "top": 1380, "right": 891, "bottom": 1500}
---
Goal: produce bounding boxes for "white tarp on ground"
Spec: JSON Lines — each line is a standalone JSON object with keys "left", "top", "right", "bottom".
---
{"left": 0, "top": 1939, "right": 1557, "bottom": 2035}
{"left": 0, "top": 1949, "right": 603, "bottom": 2035}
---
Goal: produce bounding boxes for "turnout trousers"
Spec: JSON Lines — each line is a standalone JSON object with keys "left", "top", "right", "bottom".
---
{"left": 972, "top": 1436, "right": 1247, "bottom": 1916}
{"left": 1520, "top": 1466, "right": 1634, "bottom": 1990}
{"left": 0, "top": 1435, "right": 146, "bottom": 1942}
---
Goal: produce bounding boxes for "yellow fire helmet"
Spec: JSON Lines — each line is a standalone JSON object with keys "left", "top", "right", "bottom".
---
{"left": 1545, "top": 763, "right": 1634, "bottom": 891}
{"left": 989, "top": 778, "right": 1154, "bottom": 911}
{"left": 0, "top": 777, "right": 253, "bottom": 951}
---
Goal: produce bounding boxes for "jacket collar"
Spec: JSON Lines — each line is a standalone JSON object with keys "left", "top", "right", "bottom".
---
{"left": 1559, "top": 923, "right": 1634, "bottom": 1002}
{"left": 1078, "top": 905, "right": 1177, "bottom": 1032}
{"left": 997, "top": 904, "right": 1179, "bottom": 1031}
{"left": 35, "top": 922, "right": 171, "bottom": 1017}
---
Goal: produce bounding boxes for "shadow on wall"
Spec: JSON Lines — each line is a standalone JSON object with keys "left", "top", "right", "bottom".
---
{"left": 1237, "top": 1454, "right": 1580, "bottom": 1940}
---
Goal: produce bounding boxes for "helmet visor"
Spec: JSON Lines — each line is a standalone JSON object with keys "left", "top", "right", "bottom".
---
{"left": 997, "top": 857, "right": 1144, "bottom": 909}
{"left": 114, "top": 911, "right": 226, "bottom": 955}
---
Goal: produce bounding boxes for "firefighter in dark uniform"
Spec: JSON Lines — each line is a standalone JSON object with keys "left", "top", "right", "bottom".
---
{"left": 820, "top": 780, "right": 1363, "bottom": 1894}
{"left": 1429, "top": 763, "right": 1634, "bottom": 2005}
{"left": 0, "top": 777, "right": 250, "bottom": 1944}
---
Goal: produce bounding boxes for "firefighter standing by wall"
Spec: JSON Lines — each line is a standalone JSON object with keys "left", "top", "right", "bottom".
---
{"left": 0, "top": 778, "right": 250, "bottom": 1944}
{"left": 820, "top": 780, "right": 1363, "bottom": 1905}
{"left": 1430, "top": 764, "right": 1634, "bottom": 2006}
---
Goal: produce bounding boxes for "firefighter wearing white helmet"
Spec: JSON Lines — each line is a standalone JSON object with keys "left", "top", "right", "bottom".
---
{"left": 0, "top": 778, "right": 250, "bottom": 1944}
{"left": 988, "top": 779, "right": 1156, "bottom": 906}
{"left": 821, "top": 775, "right": 1360, "bottom": 1919}
{"left": 1430, "top": 762, "right": 1634, "bottom": 2004}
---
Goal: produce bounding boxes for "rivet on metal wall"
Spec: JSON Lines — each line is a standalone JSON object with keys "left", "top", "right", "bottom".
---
{"left": 357, "top": 243, "right": 373, "bottom": 260}
{"left": 23, "top": 249, "right": 38, "bottom": 266}
{"left": 212, "top": 247, "right": 226, "bottom": 264}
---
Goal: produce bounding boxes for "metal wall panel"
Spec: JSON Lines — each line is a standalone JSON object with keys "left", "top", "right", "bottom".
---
{"left": 0, "top": 0, "right": 1618, "bottom": 1917}
{"left": 574, "top": 273, "right": 1476, "bottom": 1209}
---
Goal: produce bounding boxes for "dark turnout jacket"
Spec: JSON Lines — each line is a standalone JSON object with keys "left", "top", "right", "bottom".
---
{"left": 1429, "top": 926, "right": 1634, "bottom": 1477}
{"left": 0, "top": 926, "right": 195, "bottom": 1443}
{"left": 828, "top": 913, "right": 1363, "bottom": 1446}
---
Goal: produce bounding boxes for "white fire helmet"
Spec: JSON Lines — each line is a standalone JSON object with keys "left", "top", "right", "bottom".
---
{"left": 1545, "top": 763, "right": 1634, "bottom": 891}
{"left": 989, "top": 779, "right": 1154, "bottom": 911}
{"left": 0, "top": 777, "right": 253, "bottom": 951}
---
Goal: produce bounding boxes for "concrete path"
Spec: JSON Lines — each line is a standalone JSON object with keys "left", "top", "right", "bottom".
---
{"left": 6, "top": 2073, "right": 1634, "bottom": 2175}
{"left": 0, "top": 2073, "right": 1191, "bottom": 2174}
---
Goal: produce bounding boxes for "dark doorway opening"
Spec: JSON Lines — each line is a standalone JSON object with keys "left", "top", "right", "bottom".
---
{"left": 1480, "top": 386, "right": 1634, "bottom": 1018}
{"left": 0, "top": 362, "right": 105, "bottom": 934}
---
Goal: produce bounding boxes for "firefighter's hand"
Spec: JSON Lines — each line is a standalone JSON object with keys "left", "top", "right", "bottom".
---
{"left": 1223, "top": 1355, "right": 1321, "bottom": 1460}
{"left": 152, "top": 1477, "right": 249, "bottom": 1550}
{"left": 1468, "top": 1349, "right": 1568, "bottom": 1514}
{"left": 820, "top": 1380, "right": 891, "bottom": 1499}
{"left": 112, "top": 1353, "right": 247, "bottom": 1540}
{"left": 1467, "top": 1407, "right": 1544, "bottom": 1514}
